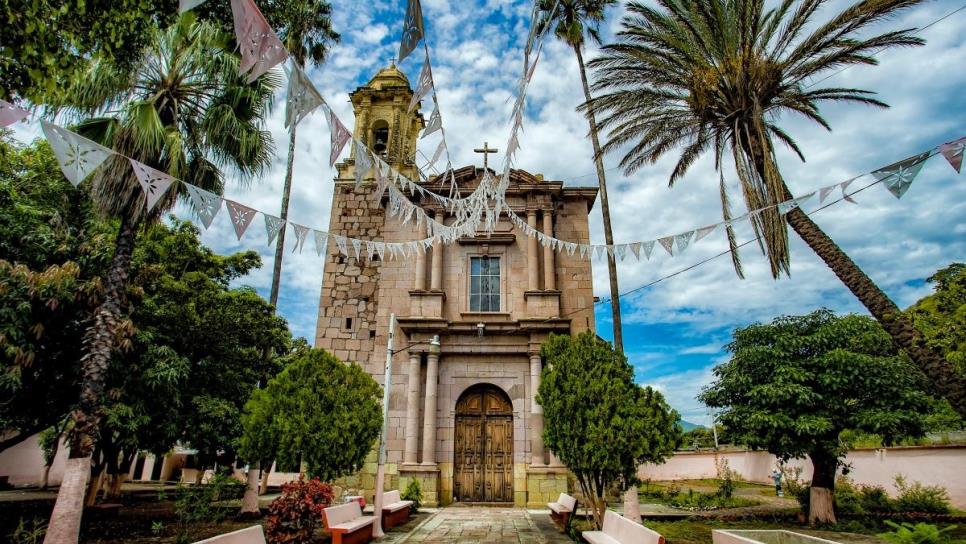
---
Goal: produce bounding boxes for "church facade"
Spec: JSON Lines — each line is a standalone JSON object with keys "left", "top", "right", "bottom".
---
{"left": 314, "top": 65, "right": 598, "bottom": 507}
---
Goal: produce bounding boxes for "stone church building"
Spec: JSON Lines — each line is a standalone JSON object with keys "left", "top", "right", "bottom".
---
{"left": 314, "top": 65, "right": 598, "bottom": 507}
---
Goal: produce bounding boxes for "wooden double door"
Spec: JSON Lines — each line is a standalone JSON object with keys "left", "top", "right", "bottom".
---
{"left": 453, "top": 384, "right": 513, "bottom": 503}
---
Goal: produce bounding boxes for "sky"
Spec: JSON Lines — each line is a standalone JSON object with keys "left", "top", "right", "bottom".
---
{"left": 12, "top": 0, "right": 966, "bottom": 426}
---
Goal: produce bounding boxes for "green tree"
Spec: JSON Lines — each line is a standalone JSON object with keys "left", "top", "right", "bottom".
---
{"left": 538, "top": 331, "right": 680, "bottom": 528}
{"left": 240, "top": 348, "right": 382, "bottom": 483}
{"left": 700, "top": 309, "right": 931, "bottom": 524}
{"left": 585, "top": 0, "right": 965, "bottom": 418}
{"left": 44, "top": 15, "right": 278, "bottom": 543}
{"left": 908, "top": 263, "right": 965, "bottom": 379}
{"left": 0, "top": 134, "right": 113, "bottom": 454}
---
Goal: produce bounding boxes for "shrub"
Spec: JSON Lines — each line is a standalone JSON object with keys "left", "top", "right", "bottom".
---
{"left": 877, "top": 521, "right": 957, "bottom": 544}
{"left": 782, "top": 467, "right": 810, "bottom": 514}
{"left": 834, "top": 477, "right": 864, "bottom": 515}
{"left": 715, "top": 458, "right": 736, "bottom": 499}
{"left": 893, "top": 475, "right": 952, "bottom": 514}
{"left": 9, "top": 518, "right": 46, "bottom": 544}
{"left": 267, "top": 477, "right": 334, "bottom": 544}
{"left": 173, "top": 472, "right": 245, "bottom": 544}
{"left": 401, "top": 479, "right": 423, "bottom": 514}
{"left": 858, "top": 484, "right": 895, "bottom": 513}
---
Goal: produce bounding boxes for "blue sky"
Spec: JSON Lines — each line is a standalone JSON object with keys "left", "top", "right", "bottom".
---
{"left": 12, "top": 0, "right": 966, "bottom": 426}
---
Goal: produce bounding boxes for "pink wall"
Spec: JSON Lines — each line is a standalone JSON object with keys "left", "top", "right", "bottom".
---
{"left": 639, "top": 446, "right": 966, "bottom": 508}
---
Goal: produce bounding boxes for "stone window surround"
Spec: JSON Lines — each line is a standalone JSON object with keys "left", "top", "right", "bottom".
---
{"left": 461, "top": 245, "right": 509, "bottom": 315}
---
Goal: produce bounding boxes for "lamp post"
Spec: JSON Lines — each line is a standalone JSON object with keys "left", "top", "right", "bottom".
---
{"left": 372, "top": 313, "right": 439, "bottom": 537}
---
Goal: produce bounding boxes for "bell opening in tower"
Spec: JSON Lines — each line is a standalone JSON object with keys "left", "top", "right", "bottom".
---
{"left": 371, "top": 120, "right": 390, "bottom": 156}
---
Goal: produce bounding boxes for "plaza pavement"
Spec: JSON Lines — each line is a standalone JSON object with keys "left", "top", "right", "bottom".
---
{"left": 392, "top": 506, "right": 574, "bottom": 544}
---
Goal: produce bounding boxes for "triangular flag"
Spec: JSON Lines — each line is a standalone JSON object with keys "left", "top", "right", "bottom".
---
{"left": 179, "top": 0, "right": 206, "bottom": 12}
{"left": 579, "top": 244, "right": 591, "bottom": 260}
{"left": 427, "top": 139, "right": 445, "bottom": 170}
{"left": 422, "top": 104, "right": 442, "bottom": 138}
{"left": 375, "top": 242, "right": 386, "bottom": 260}
{"left": 231, "top": 0, "right": 288, "bottom": 83}
{"left": 674, "top": 231, "right": 695, "bottom": 253}
{"left": 640, "top": 240, "right": 655, "bottom": 260}
{"left": 565, "top": 242, "right": 577, "bottom": 256}
{"left": 365, "top": 241, "right": 376, "bottom": 261}
{"left": 326, "top": 108, "right": 351, "bottom": 166}
{"left": 872, "top": 152, "right": 930, "bottom": 199}
{"left": 398, "top": 0, "right": 425, "bottom": 63}
{"left": 184, "top": 184, "right": 223, "bottom": 229}
{"left": 225, "top": 200, "right": 257, "bottom": 240}
{"left": 840, "top": 177, "right": 859, "bottom": 204}
{"left": 0, "top": 99, "right": 29, "bottom": 127}
{"left": 284, "top": 62, "right": 324, "bottom": 130}
{"left": 616, "top": 244, "right": 628, "bottom": 261}
{"left": 630, "top": 242, "right": 642, "bottom": 261}
{"left": 408, "top": 50, "right": 433, "bottom": 112}
{"left": 594, "top": 245, "right": 606, "bottom": 260}
{"left": 351, "top": 238, "right": 362, "bottom": 260}
{"left": 264, "top": 214, "right": 284, "bottom": 246}
{"left": 939, "top": 137, "right": 965, "bottom": 173}
{"left": 314, "top": 230, "right": 328, "bottom": 256}
{"left": 41, "top": 121, "right": 112, "bottom": 186}
{"left": 291, "top": 224, "right": 309, "bottom": 253}
{"left": 334, "top": 235, "right": 349, "bottom": 256}
{"left": 777, "top": 199, "right": 799, "bottom": 215}
{"left": 818, "top": 185, "right": 836, "bottom": 205}
{"left": 658, "top": 236, "right": 675, "bottom": 256}
{"left": 354, "top": 140, "right": 373, "bottom": 187}
{"left": 694, "top": 225, "right": 717, "bottom": 243}
{"left": 128, "top": 159, "right": 176, "bottom": 212}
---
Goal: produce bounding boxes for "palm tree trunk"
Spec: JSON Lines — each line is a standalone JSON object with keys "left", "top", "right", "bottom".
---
{"left": 784, "top": 205, "right": 966, "bottom": 417}
{"left": 269, "top": 126, "right": 298, "bottom": 307}
{"left": 574, "top": 45, "right": 623, "bottom": 354}
{"left": 44, "top": 214, "right": 138, "bottom": 544}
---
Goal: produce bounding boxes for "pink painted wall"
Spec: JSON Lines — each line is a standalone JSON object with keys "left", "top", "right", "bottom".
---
{"left": 639, "top": 446, "right": 966, "bottom": 508}
{"left": 0, "top": 434, "right": 68, "bottom": 487}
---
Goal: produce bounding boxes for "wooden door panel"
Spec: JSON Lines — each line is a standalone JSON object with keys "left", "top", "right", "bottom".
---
{"left": 454, "top": 385, "right": 514, "bottom": 503}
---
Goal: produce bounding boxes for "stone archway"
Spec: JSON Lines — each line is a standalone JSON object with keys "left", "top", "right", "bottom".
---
{"left": 453, "top": 384, "right": 513, "bottom": 503}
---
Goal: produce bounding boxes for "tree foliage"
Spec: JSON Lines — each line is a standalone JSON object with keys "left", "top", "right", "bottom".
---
{"left": 701, "top": 309, "right": 931, "bottom": 523}
{"left": 240, "top": 347, "right": 382, "bottom": 482}
{"left": 908, "top": 263, "right": 966, "bottom": 379}
{"left": 538, "top": 331, "right": 680, "bottom": 528}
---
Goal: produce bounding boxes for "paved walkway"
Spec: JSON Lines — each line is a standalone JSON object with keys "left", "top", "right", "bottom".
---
{"left": 397, "top": 506, "right": 573, "bottom": 543}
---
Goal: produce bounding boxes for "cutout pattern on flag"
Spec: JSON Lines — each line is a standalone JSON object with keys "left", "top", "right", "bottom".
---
{"left": 354, "top": 140, "right": 373, "bottom": 187}
{"left": 398, "top": 0, "right": 424, "bottom": 63}
{"left": 264, "top": 214, "right": 284, "bottom": 246}
{"left": 939, "top": 138, "right": 965, "bottom": 173}
{"left": 422, "top": 105, "right": 442, "bottom": 138}
{"left": 226, "top": 200, "right": 257, "bottom": 240}
{"left": 408, "top": 52, "right": 434, "bottom": 112}
{"left": 291, "top": 224, "right": 309, "bottom": 253}
{"left": 327, "top": 108, "right": 351, "bottom": 166}
{"left": 231, "top": 0, "right": 288, "bottom": 83}
{"left": 285, "top": 62, "right": 324, "bottom": 130}
{"left": 41, "top": 121, "right": 112, "bottom": 187}
{"left": 872, "top": 152, "right": 930, "bottom": 199}
{"left": 184, "top": 185, "right": 223, "bottom": 228}
{"left": 128, "top": 159, "right": 176, "bottom": 212}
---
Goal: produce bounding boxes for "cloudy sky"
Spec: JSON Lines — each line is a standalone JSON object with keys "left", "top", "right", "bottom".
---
{"left": 13, "top": 0, "right": 966, "bottom": 425}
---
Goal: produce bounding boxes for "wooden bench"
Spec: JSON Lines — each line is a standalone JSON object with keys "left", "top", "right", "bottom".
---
{"left": 583, "top": 510, "right": 665, "bottom": 544}
{"left": 380, "top": 489, "right": 414, "bottom": 529}
{"left": 192, "top": 525, "right": 265, "bottom": 544}
{"left": 323, "top": 501, "right": 376, "bottom": 544}
{"left": 548, "top": 492, "right": 578, "bottom": 531}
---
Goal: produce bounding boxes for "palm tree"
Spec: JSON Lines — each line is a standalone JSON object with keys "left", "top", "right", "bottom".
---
{"left": 236, "top": 1, "right": 340, "bottom": 515}
{"left": 585, "top": 0, "right": 966, "bottom": 420}
{"left": 535, "top": 0, "right": 644, "bottom": 525}
{"left": 43, "top": 15, "right": 278, "bottom": 544}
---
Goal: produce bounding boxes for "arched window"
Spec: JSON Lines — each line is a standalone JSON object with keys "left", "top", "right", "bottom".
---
{"left": 370, "top": 119, "right": 390, "bottom": 156}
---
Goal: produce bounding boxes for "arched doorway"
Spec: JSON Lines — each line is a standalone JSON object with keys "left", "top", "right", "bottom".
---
{"left": 453, "top": 384, "right": 513, "bottom": 503}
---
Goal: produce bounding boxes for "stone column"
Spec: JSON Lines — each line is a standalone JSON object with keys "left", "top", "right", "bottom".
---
{"left": 529, "top": 353, "right": 545, "bottom": 466}
{"left": 414, "top": 223, "right": 427, "bottom": 290}
{"left": 430, "top": 213, "right": 443, "bottom": 291}
{"left": 404, "top": 352, "right": 421, "bottom": 464}
{"left": 542, "top": 211, "right": 555, "bottom": 290}
{"left": 421, "top": 347, "right": 440, "bottom": 465}
{"left": 527, "top": 210, "right": 539, "bottom": 291}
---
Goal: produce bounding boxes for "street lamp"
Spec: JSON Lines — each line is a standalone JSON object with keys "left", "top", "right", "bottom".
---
{"left": 372, "top": 314, "right": 439, "bottom": 537}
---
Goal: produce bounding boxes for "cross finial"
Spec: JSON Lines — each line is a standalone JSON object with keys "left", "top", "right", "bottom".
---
{"left": 473, "top": 141, "right": 499, "bottom": 169}
{"left": 389, "top": 56, "right": 397, "bottom": 67}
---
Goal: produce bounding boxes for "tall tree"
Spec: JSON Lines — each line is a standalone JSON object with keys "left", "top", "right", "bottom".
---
{"left": 586, "top": 0, "right": 965, "bottom": 417}
{"left": 700, "top": 309, "right": 931, "bottom": 524}
{"left": 908, "top": 263, "right": 965, "bottom": 379}
{"left": 538, "top": 331, "right": 680, "bottom": 529}
{"left": 43, "top": 15, "right": 278, "bottom": 544}
{"left": 535, "top": 0, "right": 622, "bottom": 352}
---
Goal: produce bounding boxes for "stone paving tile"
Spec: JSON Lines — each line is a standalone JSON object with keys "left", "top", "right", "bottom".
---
{"left": 394, "top": 506, "right": 573, "bottom": 544}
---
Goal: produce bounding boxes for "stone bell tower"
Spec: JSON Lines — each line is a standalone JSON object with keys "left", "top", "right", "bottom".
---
{"left": 336, "top": 63, "right": 425, "bottom": 183}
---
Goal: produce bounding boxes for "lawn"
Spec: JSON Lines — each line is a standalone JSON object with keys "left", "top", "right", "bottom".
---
{"left": 642, "top": 518, "right": 966, "bottom": 544}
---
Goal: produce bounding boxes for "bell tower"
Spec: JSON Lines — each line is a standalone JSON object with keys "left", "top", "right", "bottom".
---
{"left": 336, "top": 63, "right": 425, "bottom": 183}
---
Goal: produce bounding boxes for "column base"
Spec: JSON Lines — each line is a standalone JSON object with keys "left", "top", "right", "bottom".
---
{"left": 526, "top": 466, "right": 570, "bottom": 509}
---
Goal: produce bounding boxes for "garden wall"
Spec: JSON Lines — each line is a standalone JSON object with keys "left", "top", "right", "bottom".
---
{"left": 638, "top": 446, "right": 966, "bottom": 508}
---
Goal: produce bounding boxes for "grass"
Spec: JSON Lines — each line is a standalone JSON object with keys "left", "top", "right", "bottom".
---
{"left": 637, "top": 518, "right": 966, "bottom": 544}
